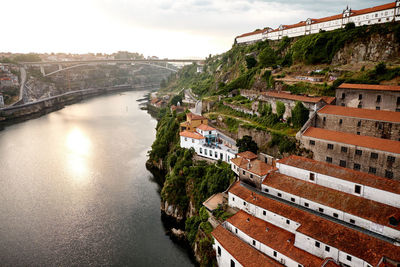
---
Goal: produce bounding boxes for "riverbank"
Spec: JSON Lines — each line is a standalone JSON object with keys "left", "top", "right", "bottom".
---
{"left": 0, "top": 84, "right": 158, "bottom": 130}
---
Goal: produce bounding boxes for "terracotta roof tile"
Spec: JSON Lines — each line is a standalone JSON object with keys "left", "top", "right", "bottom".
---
{"left": 318, "top": 105, "right": 400, "bottom": 123}
{"left": 352, "top": 2, "right": 396, "bottom": 16}
{"left": 303, "top": 127, "right": 400, "bottom": 154}
{"left": 338, "top": 83, "right": 400, "bottom": 92}
{"left": 229, "top": 182, "right": 400, "bottom": 266}
{"left": 320, "top": 96, "right": 336, "bottom": 104}
{"left": 236, "top": 29, "right": 267, "bottom": 39}
{"left": 197, "top": 124, "right": 216, "bottom": 131}
{"left": 226, "top": 210, "right": 324, "bottom": 267}
{"left": 237, "top": 151, "right": 258, "bottom": 160}
{"left": 263, "top": 171, "right": 400, "bottom": 230}
{"left": 212, "top": 225, "right": 283, "bottom": 267}
{"left": 277, "top": 155, "right": 400, "bottom": 194}
{"left": 314, "top": 13, "right": 343, "bottom": 23}
{"left": 263, "top": 91, "right": 325, "bottom": 104}
{"left": 187, "top": 112, "right": 206, "bottom": 121}
{"left": 231, "top": 157, "right": 274, "bottom": 176}
{"left": 179, "top": 130, "right": 205, "bottom": 140}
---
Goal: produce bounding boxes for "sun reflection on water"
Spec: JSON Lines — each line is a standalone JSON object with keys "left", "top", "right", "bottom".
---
{"left": 66, "top": 128, "right": 91, "bottom": 184}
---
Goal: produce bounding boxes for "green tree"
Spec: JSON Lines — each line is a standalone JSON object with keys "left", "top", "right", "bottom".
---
{"left": 259, "top": 46, "right": 277, "bottom": 67}
{"left": 245, "top": 55, "right": 257, "bottom": 69}
{"left": 276, "top": 101, "right": 286, "bottom": 119}
{"left": 291, "top": 101, "right": 309, "bottom": 128}
{"left": 345, "top": 22, "right": 356, "bottom": 30}
{"left": 374, "top": 62, "right": 387, "bottom": 75}
{"left": 236, "top": 135, "right": 258, "bottom": 154}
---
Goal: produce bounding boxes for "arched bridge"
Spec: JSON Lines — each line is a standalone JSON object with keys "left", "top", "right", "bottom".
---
{"left": 21, "top": 59, "right": 204, "bottom": 77}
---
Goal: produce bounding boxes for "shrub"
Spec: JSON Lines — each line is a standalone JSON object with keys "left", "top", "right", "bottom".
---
{"left": 236, "top": 135, "right": 258, "bottom": 154}
{"left": 276, "top": 101, "right": 286, "bottom": 119}
{"left": 291, "top": 101, "right": 309, "bottom": 128}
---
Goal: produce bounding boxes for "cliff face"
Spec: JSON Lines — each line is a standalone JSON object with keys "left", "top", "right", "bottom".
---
{"left": 332, "top": 32, "right": 400, "bottom": 65}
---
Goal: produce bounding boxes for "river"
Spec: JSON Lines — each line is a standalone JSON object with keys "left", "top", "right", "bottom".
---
{"left": 0, "top": 91, "right": 193, "bottom": 266}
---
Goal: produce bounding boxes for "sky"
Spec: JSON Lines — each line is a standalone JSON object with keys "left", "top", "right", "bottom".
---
{"left": 0, "top": 0, "right": 391, "bottom": 58}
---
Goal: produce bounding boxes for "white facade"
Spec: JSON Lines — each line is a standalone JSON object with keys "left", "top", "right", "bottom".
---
{"left": 213, "top": 238, "right": 243, "bottom": 267}
{"left": 236, "top": 1, "right": 400, "bottom": 44}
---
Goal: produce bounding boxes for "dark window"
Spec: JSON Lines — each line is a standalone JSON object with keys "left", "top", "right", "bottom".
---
{"left": 327, "top": 144, "right": 334, "bottom": 150}
{"left": 359, "top": 94, "right": 362, "bottom": 100}
{"left": 341, "top": 147, "right": 348, "bottom": 153}
{"left": 339, "top": 119, "right": 343, "bottom": 124}
{"left": 340, "top": 160, "right": 346, "bottom": 167}
{"left": 378, "top": 123, "right": 383, "bottom": 130}
{"left": 377, "top": 95, "right": 381, "bottom": 102}
{"left": 286, "top": 219, "right": 290, "bottom": 224}
{"left": 358, "top": 104, "right": 362, "bottom": 109}
{"left": 298, "top": 265, "right": 302, "bottom": 267}
{"left": 341, "top": 103, "right": 345, "bottom": 106}
{"left": 376, "top": 106, "right": 380, "bottom": 110}
{"left": 326, "top": 157, "right": 332, "bottom": 163}
{"left": 232, "top": 197, "right": 235, "bottom": 201}
{"left": 318, "top": 208, "right": 324, "bottom": 213}
{"left": 291, "top": 198, "right": 295, "bottom": 202}
{"left": 218, "top": 246, "right": 221, "bottom": 256}
{"left": 355, "top": 185, "right": 361, "bottom": 194}
{"left": 242, "top": 170, "right": 245, "bottom": 175}
{"left": 355, "top": 149, "right": 362, "bottom": 156}
{"left": 231, "top": 259, "right": 235, "bottom": 267}
{"left": 304, "top": 202, "right": 309, "bottom": 207}
{"left": 264, "top": 188, "right": 269, "bottom": 193}
{"left": 309, "top": 140, "right": 315, "bottom": 146}
{"left": 250, "top": 174, "right": 253, "bottom": 179}
{"left": 341, "top": 93, "right": 345, "bottom": 99}
{"left": 252, "top": 240, "right": 256, "bottom": 246}
{"left": 347, "top": 255, "right": 352, "bottom": 261}
{"left": 263, "top": 210, "right": 266, "bottom": 216}
{"left": 243, "top": 201, "right": 246, "bottom": 206}
{"left": 315, "top": 241, "right": 320, "bottom": 248}
{"left": 388, "top": 156, "right": 396, "bottom": 163}
{"left": 323, "top": 117, "right": 326, "bottom": 122}
{"left": 385, "top": 170, "right": 394, "bottom": 179}
{"left": 357, "top": 121, "right": 361, "bottom": 127}
{"left": 397, "top": 108, "right": 400, "bottom": 112}
{"left": 397, "top": 97, "right": 400, "bottom": 105}
{"left": 369, "top": 167, "right": 377, "bottom": 174}
{"left": 273, "top": 251, "right": 277, "bottom": 257}
{"left": 357, "top": 131, "right": 360, "bottom": 135}
{"left": 309, "top": 173, "right": 315, "bottom": 181}
{"left": 325, "top": 246, "right": 330, "bottom": 252}
{"left": 277, "top": 193, "right": 282, "bottom": 197}
{"left": 333, "top": 213, "right": 339, "bottom": 218}
{"left": 354, "top": 163, "right": 361, "bottom": 170}
{"left": 350, "top": 219, "right": 355, "bottom": 224}
{"left": 235, "top": 228, "right": 238, "bottom": 234}
{"left": 371, "top": 152, "right": 378, "bottom": 159}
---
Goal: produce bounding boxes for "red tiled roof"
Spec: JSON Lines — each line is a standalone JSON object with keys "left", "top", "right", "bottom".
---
{"left": 303, "top": 127, "right": 400, "bottom": 154}
{"left": 352, "top": 2, "right": 396, "bottom": 16}
{"left": 263, "top": 171, "right": 400, "bottom": 230}
{"left": 227, "top": 210, "right": 324, "bottom": 267}
{"left": 277, "top": 155, "right": 400, "bottom": 195}
{"left": 263, "top": 91, "right": 325, "bottom": 104}
{"left": 231, "top": 157, "right": 274, "bottom": 176}
{"left": 320, "top": 96, "right": 336, "bottom": 104}
{"left": 236, "top": 29, "right": 267, "bottom": 39}
{"left": 187, "top": 112, "right": 206, "bottom": 121}
{"left": 229, "top": 182, "right": 400, "bottom": 266}
{"left": 212, "top": 225, "right": 283, "bottom": 267}
{"left": 282, "top": 21, "right": 307, "bottom": 30}
{"left": 197, "top": 124, "right": 216, "bottom": 131}
{"left": 318, "top": 105, "right": 400, "bottom": 123}
{"left": 179, "top": 130, "right": 205, "bottom": 140}
{"left": 338, "top": 83, "right": 400, "bottom": 92}
{"left": 313, "top": 13, "right": 343, "bottom": 23}
{"left": 237, "top": 151, "right": 258, "bottom": 160}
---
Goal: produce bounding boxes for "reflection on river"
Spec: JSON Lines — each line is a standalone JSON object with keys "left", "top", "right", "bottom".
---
{"left": 0, "top": 91, "right": 193, "bottom": 266}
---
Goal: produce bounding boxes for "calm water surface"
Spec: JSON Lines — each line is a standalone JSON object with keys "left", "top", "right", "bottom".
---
{"left": 0, "top": 91, "right": 193, "bottom": 266}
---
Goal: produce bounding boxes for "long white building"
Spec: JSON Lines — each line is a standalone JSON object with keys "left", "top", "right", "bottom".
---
{"left": 236, "top": 1, "right": 400, "bottom": 44}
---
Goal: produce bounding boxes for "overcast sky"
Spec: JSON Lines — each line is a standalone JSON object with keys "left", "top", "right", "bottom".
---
{"left": 1, "top": 0, "right": 390, "bottom": 58}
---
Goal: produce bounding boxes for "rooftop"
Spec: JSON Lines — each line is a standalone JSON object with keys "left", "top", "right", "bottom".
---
{"left": 203, "top": 193, "right": 225, "bottom": 212}
{"left": 226, "top": 210, "right": 323, "bottom": 267}
{"left": 277, "top": 155, "right": 400, "bottom": 194}
{"left": 187, "top": 112, "right": 206, "bottom": 121}
{"left": 303, "top": 127, "right": 400, "bottom": 154}
{"left": 263, "top": 91, "right": 327, "bottom": 104}
{"left": 197, "top": 124, "right": 216, "bottom": 131}
{"left": 237, "top": 151, "right": 257, "bottom": 160}
{"left": 236, "top": 29, "right": 267, "bottom": 39}
{"left": 352, "top": 2, "right": 396, "bottom": 16}
{"left": 180, "top": 130, "right": 205, "bottom": 140}
{"left": 212, "top": 225, "right": 283, "bottom": 267}
{"left": 318, "top": 105, "right": 400, "bottom": 123}
{"left": 229, "top": 182, "right": 400, "bottom": 266}
{"left": 338, "top": 83, "right": 400, "bottom": 92}
{"left": 263, "top": 171, "right": 400, "bottom": 230}
{"left": 231, "top": 157, "right": 274, "bottom": 177}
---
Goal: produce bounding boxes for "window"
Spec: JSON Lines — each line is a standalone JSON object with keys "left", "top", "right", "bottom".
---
{"left": 377, "top": 95, "right": 381, "bottom": 102}
{"left": 341, "top": 103, "right": 345, "bottom": 106}
{"left": 333, "top": 213, "right": 339, "bottom": 218}
{"left": 309, "top": 140, "right": 315, "bottom": 146}
{"left": 277, "top": 193, "right": 282, "bottom": 197}
{"left": 354, "top": 163, "right": 361, "bottom": 170}
{"left": 315, "top": 241, "right": 320, "bottom": 248}
{"left": 323, "top": 117, "right": 326, "bottom": 122}
{"left": 378, "top": 123, "right": 383, "bottom": 130}
{"left": 341, "top": 147, "right": 348, "bottom": 153}
{"left": 235, "top": 228, "right": 238, "bottom": 234}
{"left": 232, "top": 197, "right": 235, "bottom": 201}
{"left": 286, "top": 219, "right": 290, "bottom": 224}
{"left": 369, "top": 167, "right": 377, "bottom": 174}
{"left": 385, "top": 170, "right": 394, "bottom": 179}
{"left": 340, "top": 160, "right": 346, "bottom": 167}
{"left": 205, "top": 149, "right": 207, "bottom": 156}
{"left": 243, "top": 201, "right": 246, "bottom": 206}
{"left": 231, "top": 259, "right": 235, "bottom": 267}
{"left": 250, "top": 174, "right": 253, "bottom": 179}
{"left": 371, "top": 152, "right": 378, "bottom": 159}
{"left": 309, "top": 173, "right": 315, "bottom": 181}
{"left": 327, "top": 144, "right": 334, "bottom": 150}
{"left": 397, "top": 97, "right": 400, "bottom": 105}
{"left": 218, "top": 246, "right": 221, "bottom": 256}
{"left": 242, "top": 170, "right": 245, "bottom": 175}
{"left": 252, "top": 240, "right": 256, "bottom": 246}
{"left": 341, "top": 93, "right": 345, "bottom": 99}
{"left": 347, "top": 255, "right": 352, "bottom": 261}
{"left": 273, "top": 251, "right": 277, "bottom": 257}
{"left": 209, "top": 131, "right": 212, "bottom": 134}
{"left": 376, "top": 106, "right": 380, "bottom": 110}
{"left": 388, "top": 156, "right": 396, "bottom": 163}
{"left": 215, "top": 151, "right": 218, "bottom": 158}
{"left": 263, "top": 210, "right": 266, "bottom": 216}
{"left": 304, "top": 202, "right": 309, "bottom": 207}
{"left": 359, "top": 94, "right": 363, "bottom": 100}
{"left": 319, "top": 208, "right": 324, "bottom": 213}
{"left": 192, "top": 139, "right": 194, "bottom": 143}
{"left": 200, "top": 148, "right": 202, "bottom": 154}
{"left": 355, "top": 185, "right": 361, "bottom": 194}
{"left": 350, "top": 219, "right": 355, "bottom": 224}
{"left": 264, "top": 188, "right": 269, "bottom": 193}
{"left": 358, "top": 104, "right": 362, "bottom": 109}
{"left": 355, "top": 149, "right": 362, "bottom": 156}
{"left": 357, "top": 132, "right": 360, "bottom": 135}
{"left": 291, "top": 198, "right": 295, "bottom": 202}
{"left": 184, "top": 137, "right": 187, "bottom": 141}
{"left": 325, "top": 246, "right": 330, "bottom": 252}
{"left": 339, "top": 119, "right": 343, "bottom": 124}
{"left": 326, "top": 157, "right": 332, "bottom": 163}
{"left": 357, "top": 121, "right": 361, "bottom": 127}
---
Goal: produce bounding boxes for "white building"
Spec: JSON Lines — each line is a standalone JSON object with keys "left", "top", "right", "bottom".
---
{"left": 0, "top": 93, "right": 4, "bottom": 108}
{"left": 180, "top": 124, "right": 237, "bottom": 163}
{"left": 236, "top": 1, "right": 400, "bottom": 44}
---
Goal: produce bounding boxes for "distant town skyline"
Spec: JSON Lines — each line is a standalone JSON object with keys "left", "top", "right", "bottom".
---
{"left": 2, "top": 0, "right": 391, "bottom": 58}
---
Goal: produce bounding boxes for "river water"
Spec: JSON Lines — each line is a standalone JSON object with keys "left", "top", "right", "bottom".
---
{"left": 0, "top": 91, "right": 193, "bottom": 266}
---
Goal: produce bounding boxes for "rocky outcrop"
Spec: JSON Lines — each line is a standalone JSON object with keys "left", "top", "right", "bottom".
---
{"left": 238, "top": 125, "right": 272, "bottom": 150}
{"left": 332, "top": 33, "right": 400, "bottom": 65}
{"left": 161, "top": 201, "right": 185, "bottom": 222}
